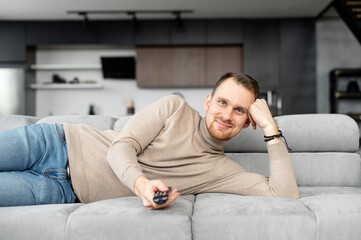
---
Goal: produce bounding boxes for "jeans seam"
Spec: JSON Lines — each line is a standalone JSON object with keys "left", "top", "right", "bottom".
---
{"left": 55, "top": 124, "right": 66, "bottom": 144}
{"left": 43, "top": 169, "right": 68, "bottom": 180}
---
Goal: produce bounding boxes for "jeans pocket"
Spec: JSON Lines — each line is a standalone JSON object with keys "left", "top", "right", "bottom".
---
{"left": 43, "top": 169, "right": 68, "bottom": 180}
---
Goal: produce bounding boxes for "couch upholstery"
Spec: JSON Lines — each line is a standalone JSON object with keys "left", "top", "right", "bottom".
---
{"left": 0, "top": 113, "right": 360, "bottom": 240}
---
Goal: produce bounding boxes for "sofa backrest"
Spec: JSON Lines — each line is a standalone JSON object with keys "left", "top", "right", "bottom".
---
{"left": 1, "top": 113, "right": 360, "bottom": 188}
{"left": 0, "top": 115, "right": 40, "bottom": 131}
{"left": 225, "top": 114, "right": 361, "bottom": 187}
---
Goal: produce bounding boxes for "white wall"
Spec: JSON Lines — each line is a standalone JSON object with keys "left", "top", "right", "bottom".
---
{"left": 35, "top": 46, "right": 213, "bottom": 117}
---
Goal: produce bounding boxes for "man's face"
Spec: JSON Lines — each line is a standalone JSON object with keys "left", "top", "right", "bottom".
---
{"left": 204, "top": 78, "right": 255, "bottom": 141}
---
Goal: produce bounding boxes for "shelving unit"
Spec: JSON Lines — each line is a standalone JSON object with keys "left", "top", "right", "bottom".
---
{"left": 30, "top": 63, "right": 103, "bottom": 89}
{"left": 330, "top": 69, "right": 361, "bottom": 120}
{"left": 30, "top": 64, "right": 101, "bottom": 70}
{"left": 30, "top": 83, "right": 103, "bottom": 89}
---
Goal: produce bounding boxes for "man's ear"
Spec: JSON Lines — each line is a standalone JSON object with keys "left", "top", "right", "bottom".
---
{"left": 204, "top": 94, "right": 212, "bottom": 112}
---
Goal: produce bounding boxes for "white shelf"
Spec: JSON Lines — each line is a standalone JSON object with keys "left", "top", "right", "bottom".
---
{"left": 30, "top": 83, "right": 104, "bottom": 89}
{"left": 30, "top": 64, "right": 101, "bottom": 70}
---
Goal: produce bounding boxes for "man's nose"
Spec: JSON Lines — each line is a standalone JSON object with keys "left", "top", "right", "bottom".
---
{"left": 221, "top": 107, "right": 233, "bottom": 120}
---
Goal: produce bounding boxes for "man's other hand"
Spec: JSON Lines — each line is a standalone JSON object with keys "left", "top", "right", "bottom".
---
{"left": 134, "top": 176, "right": 180, "bottom": 210}
{"left": 248, "top": 99, "right": 279, "bottom": 136}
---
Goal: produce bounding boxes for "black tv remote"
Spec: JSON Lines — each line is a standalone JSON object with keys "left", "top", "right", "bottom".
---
{"left": 153, "top": 187, "right": 172, "bottom": 204}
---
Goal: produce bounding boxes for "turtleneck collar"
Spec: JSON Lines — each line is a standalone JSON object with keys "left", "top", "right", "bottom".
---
{"left": 199, "top": 118, "right": 226, "bottom": 152}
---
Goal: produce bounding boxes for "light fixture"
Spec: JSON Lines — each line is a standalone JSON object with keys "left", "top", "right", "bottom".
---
{"left": 172, "top": 11, "right": 184, "bottom": 31}
{"left": 67, "top": 10, "right": 193, "bottom": 19}
{"left": 127, "top": 11, "right": 138, "bottom": 32}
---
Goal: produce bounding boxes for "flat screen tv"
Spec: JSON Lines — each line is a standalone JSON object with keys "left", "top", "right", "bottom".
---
{"left": 101, "top": 56, "right": 136, "bottom": 79}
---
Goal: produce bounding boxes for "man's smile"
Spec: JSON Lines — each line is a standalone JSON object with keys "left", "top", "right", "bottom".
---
{"left": 215, "top": 119, "right": 232, "bottom": 129}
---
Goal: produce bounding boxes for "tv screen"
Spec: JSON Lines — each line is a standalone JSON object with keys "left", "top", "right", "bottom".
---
{"left": 101, "top": 57, "right": 136, "bottom": 79}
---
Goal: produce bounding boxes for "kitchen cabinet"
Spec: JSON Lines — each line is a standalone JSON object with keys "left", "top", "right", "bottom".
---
{"left": 206, "top": 19, "right": 243, "bottom": 44}
{"left": 242, "top": 20, "right": 280, "bottom": 91}
{"left": 98, "top": 21, "right": 134, "bottom": 45}
{"left": 136, "top": 45, "right": 242, "bottom": 87}
{"left": 170, "top": 20, "right": 207, "bottom": 45}
{"left": 0, "top": 22, "right": 26, "bottom": 64}
{"left": 26, "top": 21, "right": 98, "bottom": 45}
{"left": 135, "top": 20, "right": 172, "bottom": 45}
{"left": 279, "top": 19, "right": 316, "bottom": 114}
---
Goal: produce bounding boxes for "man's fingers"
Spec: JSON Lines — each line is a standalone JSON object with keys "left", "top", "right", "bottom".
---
{"left": 249, "top": 114, "right": 257, "bottom": 130}
{"left": 151, "top": 180, "right": 169, "bottom": 192}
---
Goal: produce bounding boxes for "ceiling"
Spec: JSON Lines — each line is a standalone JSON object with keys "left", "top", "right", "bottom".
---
{"left": 0, "top": 0, "right": 333, "bottom": 21}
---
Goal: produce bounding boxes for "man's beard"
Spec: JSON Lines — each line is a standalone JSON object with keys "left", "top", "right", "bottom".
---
{"left": 207, "top": 119, "right": 233, "bottom": 141}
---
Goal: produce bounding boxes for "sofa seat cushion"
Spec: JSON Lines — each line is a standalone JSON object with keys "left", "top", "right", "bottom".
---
{"left": 66, "top": 195, "right": 194, "bottom": 240}
{"left": 299, "top": 186, "right": 361, "bottom": 198}
{"left": 300, "top": 194, "right": 361, "bottom": 240}
{"left": 0, "top": 203, "right": 83, "bottom": 240}
{"left": 192, "top": 193, "right": 316, "bottom": 240}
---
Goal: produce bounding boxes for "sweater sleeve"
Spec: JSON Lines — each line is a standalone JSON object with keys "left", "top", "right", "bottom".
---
{"left": 106, "top": 95, "right": 185, "bottom": 192}
{"left": 266, "top": 142, "right": 299, "bottom": 199}
{"left": 202, "top": 142, "right": 299, "bottom": 199}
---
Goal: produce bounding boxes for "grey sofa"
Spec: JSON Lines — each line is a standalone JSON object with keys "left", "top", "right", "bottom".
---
{"left": 0, "top": 113, "right": 360, "bottom": 240}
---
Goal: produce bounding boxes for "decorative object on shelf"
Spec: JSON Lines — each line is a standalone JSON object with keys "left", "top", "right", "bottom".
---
{"left": 69, "top": 77, "right": 80, "bottom": 84}
{"left": 88, "top": 104, "right": 95, "bottom": 115}
{"left": 347, "top": 78, "right": 360, "bottom": 93}
{"left": 52, "top": 74, "right": 66, "bottom": 84}
{"left": 125, "top": 99, "right": 135, "bottom": 115}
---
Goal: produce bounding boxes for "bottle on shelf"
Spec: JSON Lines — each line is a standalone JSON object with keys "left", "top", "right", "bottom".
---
{"left": 89, "top": 104, "right": 95, "bottom": 115}
{"left": 125, "top": 99, "right": 135, "bottom": 115}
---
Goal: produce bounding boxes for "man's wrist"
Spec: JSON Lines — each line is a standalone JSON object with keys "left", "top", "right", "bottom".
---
{"left": 262, "top": 124, "right": 279, "bottom": 136}
{"left": 134, "top": 175, "right": 149, "bottom": 196}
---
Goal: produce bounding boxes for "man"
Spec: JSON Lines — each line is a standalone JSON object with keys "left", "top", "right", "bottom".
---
{"left": 0, "top": 72, "right": 299, "bottom": 208}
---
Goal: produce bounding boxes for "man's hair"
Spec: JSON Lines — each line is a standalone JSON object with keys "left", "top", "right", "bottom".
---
{"left": 211, "top": 72, "right": 259, "bottom": 99}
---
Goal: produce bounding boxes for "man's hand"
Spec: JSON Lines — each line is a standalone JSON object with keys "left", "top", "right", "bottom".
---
{"left": 248, "top": 99, "right": 281, "bottom": 143}
{"left": 134, "top": 176, "right": 180, "bottom": 210}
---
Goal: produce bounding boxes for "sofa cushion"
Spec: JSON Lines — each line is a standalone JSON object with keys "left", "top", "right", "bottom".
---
{"left": 300, "top": 195, "right": 361, "bottom": 240}
{"left": 36, "top": 115, "right": 118, "bottom": 131}
{"left": 192, "top": 193, "right": 316, "bottom": 240}
{"left": 225, "top": 114, "right": 359, "bottom": 153}
{"left": 113, "top": 115, "right": 132, "bottom": 131}
{"left": 0, "top": 115, "right": 40, "bottom": 131}
{"left": 226, "top": 152, "right": 361, "bottom": 187}
{"left": 66, "top": 195, "right": 194, "bottom": 240}
{"left": 275, "top": 114, "right": 359, "bottom": 152}
{"left": 0, "top": 203, "right": 82, "bottom": 240}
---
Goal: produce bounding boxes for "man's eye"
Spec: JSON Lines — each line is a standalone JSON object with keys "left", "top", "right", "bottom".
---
{"left": 219, "top": 101, "right": 226, "bottom": 105}
{"left": 235, "top": 108, "right": 244, "bottom": 113}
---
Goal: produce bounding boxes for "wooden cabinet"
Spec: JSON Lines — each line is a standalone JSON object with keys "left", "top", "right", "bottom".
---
{"left": 136, "top": 45, "right": 242, "bottom": 87}
{"left": 206, "top": 46, "right": 242, "bottom": 85}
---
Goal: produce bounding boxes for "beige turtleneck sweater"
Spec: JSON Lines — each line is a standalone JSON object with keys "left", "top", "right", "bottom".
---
{"left": 64, "top": 95, "right": 299, "bottom": 203}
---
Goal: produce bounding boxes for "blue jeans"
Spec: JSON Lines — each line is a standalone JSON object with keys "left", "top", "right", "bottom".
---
{"left": 0, "top": 123, "right": 76, "bottom": 207}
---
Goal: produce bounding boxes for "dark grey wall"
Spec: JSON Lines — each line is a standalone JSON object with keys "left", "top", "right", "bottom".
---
{"left": 0, "top": 18, "right": 316, "bottom": 115}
